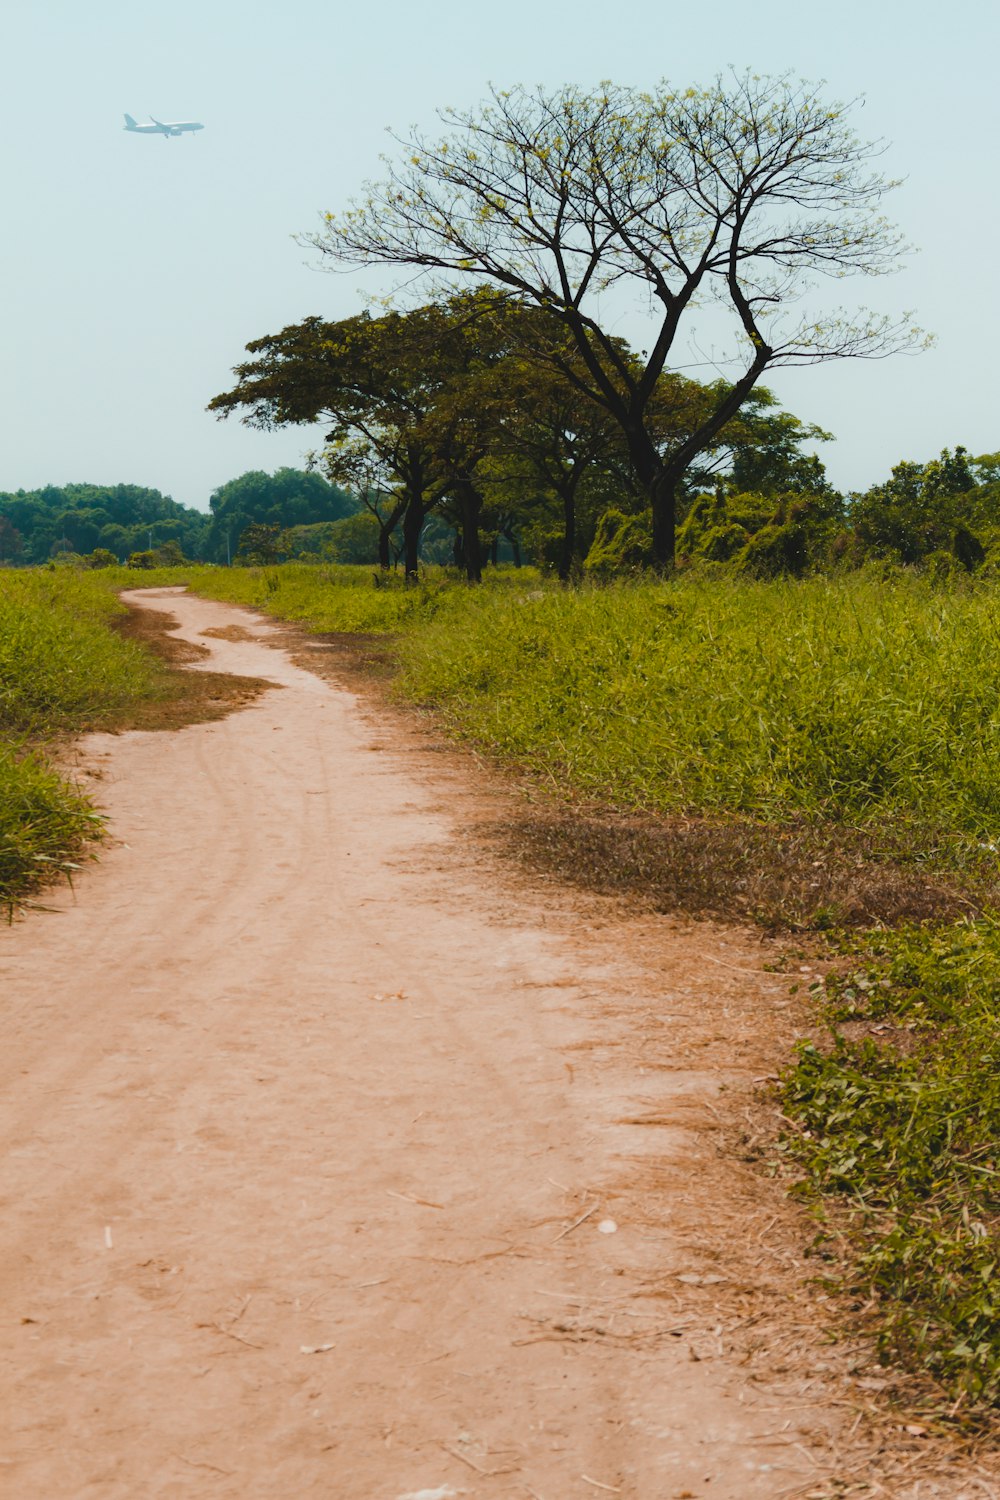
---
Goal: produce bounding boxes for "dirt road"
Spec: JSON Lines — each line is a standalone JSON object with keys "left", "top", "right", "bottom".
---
{"left": 0, "top": 588, "right": 936, "bottom": 1498}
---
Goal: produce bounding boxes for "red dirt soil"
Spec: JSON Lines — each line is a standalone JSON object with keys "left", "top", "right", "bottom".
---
{"left": 0, "top": 588, "right": 991, "bottom": 1499}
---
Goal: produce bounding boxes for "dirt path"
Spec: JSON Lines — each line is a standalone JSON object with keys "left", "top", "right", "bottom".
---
{"left": 0, "top": 588, "right": 977, "bottom": 1499}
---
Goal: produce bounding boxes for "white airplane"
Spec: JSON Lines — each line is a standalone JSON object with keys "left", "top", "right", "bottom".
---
{"left": 123, "top": 113, "right": 204, "bottom": 138}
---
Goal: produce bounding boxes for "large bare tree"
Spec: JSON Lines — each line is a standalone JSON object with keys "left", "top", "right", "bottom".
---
{"left": 305, "top": 73, "right": 921, "bottom": 566}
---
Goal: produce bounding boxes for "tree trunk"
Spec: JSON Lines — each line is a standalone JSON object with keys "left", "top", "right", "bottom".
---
{"left": 625, "top": 428, "right": 675, "bottom": 571}
{"left": 402, "top": 499, "right": 425, "bottom": 581}
{"left": 558, "top": 487, "right": 577, "bottom": 582}
{"left": 452, "top": 528, "right": 464, "bottom": 570}
{"left": 377, "top": 523, "right": 392, "bottom": 570}
{"left": 650, "top": 475, "right": 677, "bottom": 571}
{"left": 455, "top": 480, "right": 483, "bottom": 583}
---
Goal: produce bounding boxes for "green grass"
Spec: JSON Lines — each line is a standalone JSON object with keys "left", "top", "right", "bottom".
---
{"left": 0, "top": 569, "right": 157, "bottom": 734}
{"left": 391, "top": 573, "right": 1000, "bottom": 843}
{"left": 180, "top": 560, "right": 538, "bottom": 633}
{"left": 0, "top": 745, "right": 102, "bottom": 904}
{"left": 783, "top": 922, "right": 1000, "bottom": 1410}
{"left": 0, "top": 569, "right": 159, "bottom": 906}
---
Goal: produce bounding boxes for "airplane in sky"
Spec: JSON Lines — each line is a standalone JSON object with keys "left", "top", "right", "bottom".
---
{"left": 123, "top": 113, "right": 204, "bottom": 138}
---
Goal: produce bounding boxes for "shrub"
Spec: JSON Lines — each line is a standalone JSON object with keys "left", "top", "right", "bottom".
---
{"left": 583, "top": 509, "right": 652, "bottom": 575}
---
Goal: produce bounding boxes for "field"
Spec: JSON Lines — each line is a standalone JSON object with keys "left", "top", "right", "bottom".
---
{"left": 6, "top": 558, "right": 1000, "bottom": 1412}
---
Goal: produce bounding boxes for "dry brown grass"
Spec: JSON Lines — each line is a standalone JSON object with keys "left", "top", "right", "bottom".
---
{"left": 492, "top": 808, "right": 987, "bottom": 932}
{"left": 107, "top": 605, "right": 271, "bottom": 731}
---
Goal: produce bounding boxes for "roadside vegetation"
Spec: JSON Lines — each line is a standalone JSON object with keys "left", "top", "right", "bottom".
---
{"left": 0, "top": 572, "right": 155, "bottom": 906}
{"left": 785, "top": 923, "right": 1000, "bottom": 1412}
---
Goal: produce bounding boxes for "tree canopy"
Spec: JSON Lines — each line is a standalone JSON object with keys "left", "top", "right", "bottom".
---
{"left": 0, "top": 483, "right": 207, "bottom": 565}
{"left": 306, "top": 73, "right": 921, "bottom": 566}
{"left": 211, "top": 291, "right": 842, "bottom": 580}
{"left": 203, "top": 467, "right": 356, "bottom": 563}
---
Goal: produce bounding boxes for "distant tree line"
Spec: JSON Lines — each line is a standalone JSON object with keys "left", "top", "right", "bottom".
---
{"left": 4, "top": 442, "right": 999, "bottom": 581}
{"left": 0, "top": 470, "right": 359, "bottom": 568}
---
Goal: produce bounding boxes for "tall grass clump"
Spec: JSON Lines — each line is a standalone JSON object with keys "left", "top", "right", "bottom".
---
{"left": 0, "top": 570, "right": 156, "bottom": 734}
{"left": 396, "top": 572, "right": 1000, "bottom": 843}
{"left": 0, "top": 569, "right": 158, "bottom": 905}
{"left": 0, "top": 746, "right": 101, "bottom": 905}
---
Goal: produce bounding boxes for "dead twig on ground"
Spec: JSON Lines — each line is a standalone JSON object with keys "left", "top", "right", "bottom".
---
{"left": 386, "top": 1188, "right": 445, "bottom": 1210}
{"left": 439, "top": 1442, "right": 519, "bottom": 1477}
{"left": 551, "top": 1203, "right": 598, "bottom": 1243}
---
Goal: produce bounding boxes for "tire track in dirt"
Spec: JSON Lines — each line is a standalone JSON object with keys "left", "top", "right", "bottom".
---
{"left": 0, "top": 586, "right": 967, "bottom": 1499}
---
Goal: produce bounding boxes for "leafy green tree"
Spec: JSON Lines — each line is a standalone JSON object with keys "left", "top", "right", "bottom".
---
{"left": 0, "top": 515, "right": 23, "bottom": 563}
{"left": 326, "top": 511, "right": 383, "bottom": 564}
{"left": 203, "top": 467, "right": 354, "bottom": 563}
{"left": 210, "top": 293, "right": 543, "bottom": 580}
{"left": 463, "top": 342, "right": 629, "bottom": 579}
{"left": 235, "top": 523, "right": 284, "bottom": 565}
{"left": 212, "top": 311, "right": 448, "bottom": 575}
{"left": 850, "top": 448, "right": 984, "bottom": 567}
{"left": 310, "top": 73, "right": 920, "bottom": 567}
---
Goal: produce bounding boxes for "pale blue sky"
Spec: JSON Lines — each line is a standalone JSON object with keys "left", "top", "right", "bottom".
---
{"left": 1, "top": 0, "right": 996, "bottom": 510}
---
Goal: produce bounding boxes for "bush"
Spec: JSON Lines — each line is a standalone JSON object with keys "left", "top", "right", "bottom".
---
{"left": 583, "top": 509, "right": 652, "bottom": 575}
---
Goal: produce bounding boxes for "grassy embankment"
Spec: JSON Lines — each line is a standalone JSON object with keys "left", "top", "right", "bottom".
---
{"left": 0, "top": 571, "right": 156, "bottom": 906}
{"left": 169, "top": 561, "right": 1000, "bottom": 1414}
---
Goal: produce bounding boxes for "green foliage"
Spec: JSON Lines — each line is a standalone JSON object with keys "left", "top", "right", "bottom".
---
{"left": 203, "top": 467, "right": 356, "bottom": 563}
{"left": 324, "top": 511, "right": 382, "bottom": 564}
{"left": 679, "top": 489, "right": 846, "bottom": 575}
{"left": 234, "top": 523, "right": 284, "bottom": 566}
{"left": 390, "top": 574, "right": 1000, "bottom": 845}
{"left": 849, "top": 448, "right": 992, "bottom": 568}
{"left": 0, "top": 572, "right": 156, "bottom": 735}
{"left": 0, "top": 481, "right": 207, "bottom": 565}
{"left": 583, "top": 509, "right": 653, "bottom": 575}
{"left": 783, "top": 922, "right": 1000, "bottom": 1405}
{"left": 736, "top": 517, "right": 810, "bottom": 578}
{"left": 183, "top": 562, "right": 457, "bottom": 633}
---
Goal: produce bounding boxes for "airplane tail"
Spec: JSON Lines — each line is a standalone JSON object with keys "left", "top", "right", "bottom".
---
{"left": 123, "top": 113, "right": 138, "bottom": 129}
